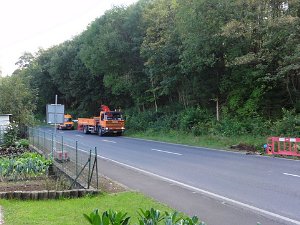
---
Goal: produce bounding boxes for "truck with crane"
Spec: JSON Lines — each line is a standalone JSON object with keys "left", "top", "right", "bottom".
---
{"left": 77, "top": 105, "right": 125, "bottom": 136}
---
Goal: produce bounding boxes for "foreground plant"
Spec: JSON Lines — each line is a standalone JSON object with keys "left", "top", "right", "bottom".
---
{"left": 84, "top": 209, "right": 130, "bottom": 225}
{"left": 84, "top": 209, "right": 204, "bottom": 225}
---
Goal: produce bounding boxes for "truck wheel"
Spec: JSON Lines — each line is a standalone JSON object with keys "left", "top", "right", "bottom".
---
{"left": 83, "top": 126, "right": 88, "bottom": 134}
{"left": 98, "top": 127, "right": 103, "bottom": 136}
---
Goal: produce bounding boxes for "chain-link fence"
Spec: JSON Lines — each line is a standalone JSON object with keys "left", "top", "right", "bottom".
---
{"left": 28, "top": 127, "right": 98, "bottom": 189}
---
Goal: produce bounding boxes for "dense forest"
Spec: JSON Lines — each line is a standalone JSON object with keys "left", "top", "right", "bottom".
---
{"left": 1, "top": 0, "right": 300, "bottom": 137}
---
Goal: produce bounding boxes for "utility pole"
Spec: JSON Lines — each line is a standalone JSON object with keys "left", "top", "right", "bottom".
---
{"left": 216, "top": 97, "right": 219, "bottom": 121}
{"left": 210, "top": 97, "right": 219, "bottom": 121}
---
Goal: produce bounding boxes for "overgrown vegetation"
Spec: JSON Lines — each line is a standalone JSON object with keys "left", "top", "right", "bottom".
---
{"left": 127, "top": 107, "right": 300, "bottom": 137}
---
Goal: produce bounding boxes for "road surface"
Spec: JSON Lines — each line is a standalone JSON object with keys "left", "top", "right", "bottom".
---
{"left": 40, "top": 127, "right": 300, "bottom": 225}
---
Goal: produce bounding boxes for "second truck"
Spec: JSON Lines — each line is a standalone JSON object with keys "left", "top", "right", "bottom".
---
{"left": 77, "top": 105, "right": 125, "bottom": 136}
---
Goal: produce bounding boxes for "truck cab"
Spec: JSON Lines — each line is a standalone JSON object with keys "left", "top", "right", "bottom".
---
{"left": 58, "top": 114, "right": 74, "bottom": 130}
{"left": 98, "top": 111, "right": 125, "bottom": 136}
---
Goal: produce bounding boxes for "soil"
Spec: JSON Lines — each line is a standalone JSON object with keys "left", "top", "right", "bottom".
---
{"left": 0, "top": 146, "right": 30, "bottom": 157}
{"left": 230, "top": 143, "right": 261, "bottom": 154}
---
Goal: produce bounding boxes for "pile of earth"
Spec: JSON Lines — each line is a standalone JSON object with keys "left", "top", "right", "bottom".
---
{"left": 230, "top": 143, "right": 260, "bottom": 153}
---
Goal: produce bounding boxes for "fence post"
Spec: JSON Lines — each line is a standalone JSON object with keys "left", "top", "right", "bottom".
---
{"left": 43, "top": 131, "right": 46, "bottom": 152}
{"left": 32, "top": 128, "right": 35, "bottom": 147}
{"left": 88, "top": 149, "right": 92, "bottom": 189}
{"left": 61, "top": 136, "right": 64, "bottom": 172}
{"left": 76, "top": 141, "right": 78, "bottom": 177}
{"left": 37, "top": 129, "right": 40, "bottom": 148}
{"left": 61, "top": 136, "right": 64, "bottom": 161}
{"left": 95, "top": 147, "right": 98, "bottom": 189}
{"left": 51, "top": 133, "right": 54, "bottom": 161}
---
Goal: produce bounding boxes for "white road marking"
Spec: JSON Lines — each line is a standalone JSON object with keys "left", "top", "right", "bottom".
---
{"left": 75, "top": 135, "right": 84, "bottom": 137}
{"left": 151, "top": 148, "right": 182, "bottom": 156}
{"left": 283, "top": 173, "right": 300, "bottom": 178}
{"left": 102, "top": 140, "right": 117, "bottom": 144}
{"left": 97, "top": 155, "right": 300, "bottom": 225}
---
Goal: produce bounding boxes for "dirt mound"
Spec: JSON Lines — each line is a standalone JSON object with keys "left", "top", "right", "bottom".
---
{"left": 230, "top": 143, "right": 257, "bottom": 152}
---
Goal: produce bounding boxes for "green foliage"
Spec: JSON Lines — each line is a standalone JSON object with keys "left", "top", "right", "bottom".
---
{"left": 84, "top": 209, "right": 130, "bottom": 225}
{"left": 126, "top": 105, "right": 277, "bottom": 138}
{"left": 0, "top": 152, "right": 52, "bottom": 181}
{"left": 272, "top": 109, "right": 300, "bottom": 136}
{"left": 178, "top": 107, "right": 213, "bottom": 134}
{"left": 138, "top": 208, "right": 164, "bottom": 225}
{"left": 0, "top": 74, "right": 36, "bottom": 125}
{"left": 3, "top": 123, "right": 19, "bottom": 147}
{"left": 84, "top": 209, "right": 203, "bottom": 225}
{"left": 15, "top": 139, "right": 30, "bottom": 148}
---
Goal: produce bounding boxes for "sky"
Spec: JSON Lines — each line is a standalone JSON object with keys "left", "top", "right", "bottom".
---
{"left": 0, "top": 0, "right": 139, "bottom": 76}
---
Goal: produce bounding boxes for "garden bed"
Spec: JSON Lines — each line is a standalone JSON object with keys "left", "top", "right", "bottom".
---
{"left": 0, "top": 145, "right": 126, "bottom": 200}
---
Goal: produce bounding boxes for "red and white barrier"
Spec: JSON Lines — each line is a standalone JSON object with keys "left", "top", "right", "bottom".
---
{"left": 267, "top": 137, "right": 300, "bottom": 157}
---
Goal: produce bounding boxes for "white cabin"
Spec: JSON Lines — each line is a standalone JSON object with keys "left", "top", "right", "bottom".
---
{"left": 0, "top": 114, "right": 12, "bottom": 143}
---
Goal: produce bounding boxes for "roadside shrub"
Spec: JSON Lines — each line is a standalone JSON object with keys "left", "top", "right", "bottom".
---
{"left": 125, "top": 110, "right": 158, "bottom": 132}
{"left": 272, "top": 109, "right": 300, "bottom": 137}
{"left": 178, "top": 107, "right": 213, "bottom": 132}
{"left": 210, "top": 115, "right": 271, "bottom": 137}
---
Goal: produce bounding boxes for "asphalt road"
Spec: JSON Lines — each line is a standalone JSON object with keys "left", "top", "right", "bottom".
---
{"left": 40, "top": 127, "right": 300, "bottom": 225}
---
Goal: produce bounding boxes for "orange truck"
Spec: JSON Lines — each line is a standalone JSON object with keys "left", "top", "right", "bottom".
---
{"left": 77, "top": 105, "right": 125, "bottom": 136}
{"left": 57, "top": 114, "right": 74, "bottom": 130}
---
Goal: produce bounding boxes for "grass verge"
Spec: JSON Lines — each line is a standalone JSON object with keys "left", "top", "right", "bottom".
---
{"left": 0, "top": 192, "right": 174, "bottom": 225}
{"left": 126, "top": 130, "right": 267, "bottom": 152}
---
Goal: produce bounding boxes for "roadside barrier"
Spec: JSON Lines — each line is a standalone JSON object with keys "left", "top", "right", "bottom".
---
{"left": 267, "top": 137, "right": 300, "bottom": 157}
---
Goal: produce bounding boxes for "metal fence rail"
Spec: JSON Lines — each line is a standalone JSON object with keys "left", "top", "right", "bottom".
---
{"left": 28, "top": 127, "right": 99, "bottom": 189}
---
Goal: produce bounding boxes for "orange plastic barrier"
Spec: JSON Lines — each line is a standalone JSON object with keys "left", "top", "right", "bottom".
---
{"left": 267, "top": 137, "right": 300, "bottom": 157}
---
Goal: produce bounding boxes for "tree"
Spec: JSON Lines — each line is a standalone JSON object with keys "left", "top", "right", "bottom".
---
{"left": 0, "top": 75, "right": 36, "bottom": 125}
{"left": 141, "top": 0, "right": 182, "bottom": 111}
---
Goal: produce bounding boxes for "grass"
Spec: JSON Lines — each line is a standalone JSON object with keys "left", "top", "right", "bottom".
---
{"left": 0, "top": 192, "right": 174, "bottom": 225}
{"left": 127, "top": 130, "right": 267, "bottom": 152}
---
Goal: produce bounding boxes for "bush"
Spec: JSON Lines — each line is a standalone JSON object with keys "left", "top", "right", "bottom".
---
{"left": 15, "top": 139, "right": 30, "bottom": 148}
{"left": 3, "top": 123, "right": 19, "bottom": 147}
{"left": 178, "top": 107, "right": 213, "bottom": 132}
{"left": 272, "top": 109, "right": 300, "bottom": 137}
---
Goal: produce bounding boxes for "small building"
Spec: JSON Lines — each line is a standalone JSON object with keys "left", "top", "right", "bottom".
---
{"left": 0, "top": 114, "right": 12, "bottom": 144}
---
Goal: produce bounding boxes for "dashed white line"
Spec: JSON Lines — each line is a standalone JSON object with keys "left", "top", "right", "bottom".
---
{"left": 75, "top": 135, "right": 84, "bottom": 137}
{"left": 283, "top": 173, "right": 300, "bottom": 178}
{"left": 151, "top": 149, "right": 182, "bottom": 156}
{"left": 102, "top": 140, "right": 117, "bottom": 144}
